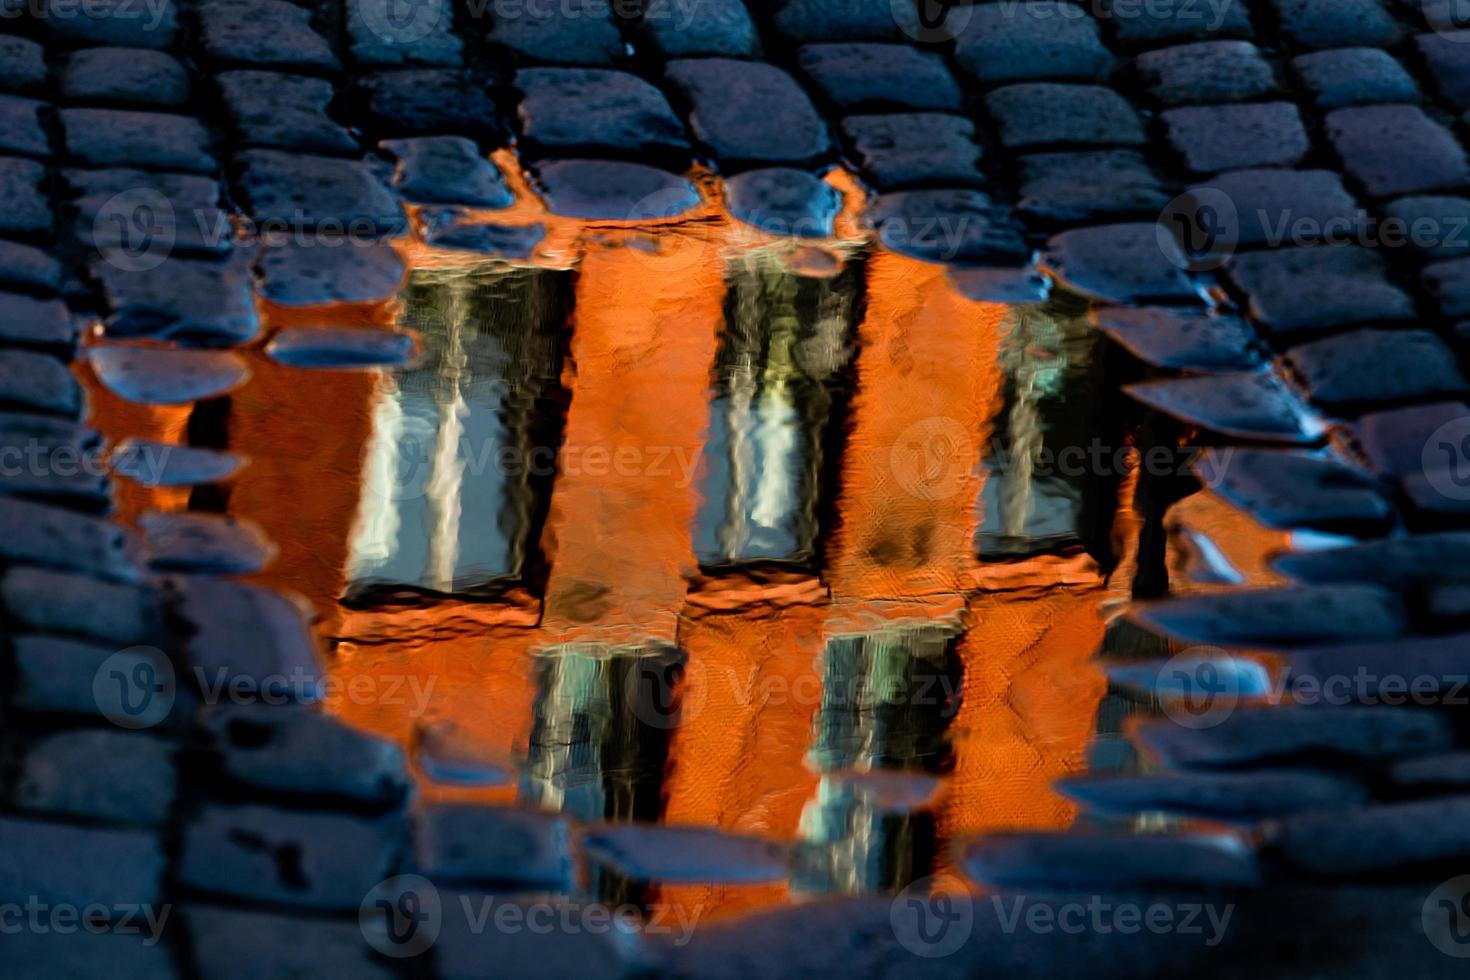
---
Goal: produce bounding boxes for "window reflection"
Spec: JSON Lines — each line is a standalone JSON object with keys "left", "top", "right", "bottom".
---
{"left": 345, "top": 268, "right": 569, "bottom": 603}
{"left": 797, "top": 624, "right": 961, "bottom": 895}
{"left": 977, "top": 297, "right": 1105, "bottom": 559}
{"left": 693, "top": 252, "right": 859, "bottom": 572}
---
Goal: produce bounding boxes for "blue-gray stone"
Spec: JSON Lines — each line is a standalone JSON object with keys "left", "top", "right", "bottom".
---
{"left": 726, "top": 168, "right": 840, "bottom": 239}
{"left": 1136, "top": 41, "right": 1276, "bottom": 105}
{"left": 0, "top": 814, "right": 165, "bottom": 907}
{"left": 582, "top": 824, "right": 791, "bottom": 884}
{"left": 986, "top": 83, "right": 1146, "bottom": 149}
{"left": 415, "top": 804, "right": 573, "bottom": 888}
{"left": 0, "top": 292, "right": 73, "bottom": 352}
{"left": 1270, "top": 797, "right": 1470, "bottom": 876}
{"left": 61, "top": 47, "right": 190, "bottom": 109}
{"left": 1095, "top": 307, "right": 1260, "bottom": 371}
{"left": 962, "top": 832, "right": 1261, "bottom": 891}
{"left": 1057, "top": 770, "right": 1366, "bottom": 820}
{"left": 60, "top": 108, "right": 216, "bottom": 174}
{"left": 1126, "top": 372, "right": 1315, "bottom": 443}
{"left": 665, "top": 58, "right": 832, "bottom": 169}
{"left": 1224, "top": 245, "right": 1415, "bottom": 338}
{"left": 1017, "top": 150, "right": 1170, "bottom": 226}
{"left": 140, "top": 511, "right": 276, "bottom": 573}
{"left": 173, "top": 576, "right": 322, "bottom": 704}
{"left": 198, "top": 703, "right": 412, "bottom": 808}
{"left": 1292, "top": 47, "right": 1421, "bottom": 108}
{"left": 1284, "top": 328, "right": 1470, "bottom": 410}
{"left": 266, "top": 327, "right": 420, "bottom": 369}
{"left": 0, "top": 155, "right": 51, "bottom": 236}
{"left": 796, "top": 43, "right": 962, "bottom": 112}
{"left": 1162, "top": 102, "right": 1310, "bottom": 174}
{"left": 1135, "top": 706, "right": 1455, "bottom": 769}
{"left": 16, "top": 730, "right": 176, "bottom": 827}
{"left": 382, "top": 136, "right": 514, "bottom": 207}
{"left": 515, "top": 67, "right": 690, "bottom": 162}
{"left": 0, "top": 349, "right": 83, "bottom": 417}
{"left": 0, "top": 495, "right": 140, "bottom": 581}
{"left": 1045, "top": 222, "right": 1197, "bottom": 303}
{"left": 841, "top": 113, "right": 985, "bottom": 191}
{"left": 2, "top": 566, "right": 162, "bottom": 645}
{"left": 254, "top": 239, "right": 407, "bottom": 306}
{"left": 870, "top": 189, "right": 1028, "bottom": 265}
{"left": 216, "top": 70, "right": 358, "bottom": 154}
{"left": 178, "top": 804, "right": 402, "bottom": 910}
{"left": 197, "top": 0, "right": 339, "bottom": 72}
{"left": 535, "top": 159, "right": 700, "bottom": 220}
{"left": 112, "top": 438, "right": 246, "bottom": 487}
{"left": 1326, "top": 105, "right": 1470, "bottom": 198}
{"left": 0, "top": 94, "right": 50, "bottom": 158}
{"left": 1132, "top": 585, "right": 1406, "bottom": 647}
{"left": 233, "top": 149, "right": 407, "bottom": 237}
{"left": 88, "top": 346, "right": 251, "bottom": 405}
{"left": 1195, "top": 448, "right": 1392, "bottom": 534}
{"left": 94, "top": 255, "right": 260, "bottom": 345}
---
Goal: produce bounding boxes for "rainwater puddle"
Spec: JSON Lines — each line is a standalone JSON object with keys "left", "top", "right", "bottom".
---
{"left": 77, "top": 177, "right": 1286, "bottom": 926}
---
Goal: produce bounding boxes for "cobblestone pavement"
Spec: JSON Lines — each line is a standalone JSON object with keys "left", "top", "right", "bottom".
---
{"left": 5, "top": 0, "right": 1470, "bottom": 977}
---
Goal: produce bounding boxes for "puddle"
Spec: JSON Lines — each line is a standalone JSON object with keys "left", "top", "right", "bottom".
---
{"left": 77, "top": 177, "right": 1289, "bottom": 926}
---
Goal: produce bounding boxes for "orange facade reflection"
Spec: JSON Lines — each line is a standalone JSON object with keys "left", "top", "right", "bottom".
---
{"left": 77, "top": 182, "right": 1159, "bottom": 924}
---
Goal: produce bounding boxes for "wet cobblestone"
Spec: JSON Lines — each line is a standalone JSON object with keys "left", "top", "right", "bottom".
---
{"left": 3, "top": 0, "right": 1470, "bottom": 976}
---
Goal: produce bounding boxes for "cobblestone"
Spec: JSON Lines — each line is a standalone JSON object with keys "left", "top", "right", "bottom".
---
{"left": 9, "top": 0, "right": 1470, "bottom": 973}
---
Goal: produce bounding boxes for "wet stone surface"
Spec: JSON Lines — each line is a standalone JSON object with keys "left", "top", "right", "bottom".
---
{"left": 60, "top": 48, "right": 191, "bottom": 109}
{"left": 8, "top": 1, "right": 1470, "bottom": 975}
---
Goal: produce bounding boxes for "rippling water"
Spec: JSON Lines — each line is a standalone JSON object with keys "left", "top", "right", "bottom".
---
{"left": 78, "top": 174, "right": 1286, "bottom": 924}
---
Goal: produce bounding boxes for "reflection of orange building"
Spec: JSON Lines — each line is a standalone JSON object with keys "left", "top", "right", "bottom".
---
{"left": 80, "top": 187, "right": 1126, "bottom": 924}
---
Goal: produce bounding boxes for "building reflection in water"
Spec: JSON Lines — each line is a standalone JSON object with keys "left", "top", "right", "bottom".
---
{"left": 344, "top": 268, "right": 569, "bottom": 603}
{"left": 976, "top": 295, "right": 1105, "bottom": 560}
{"left": 797, "top": 624, "right": 962, "bottom": 895}
{"left": 520, "top": 644, "right": 685, "bottom": 908}
{"left": 693, "top": 252, "right": 859, "bottom": 572}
